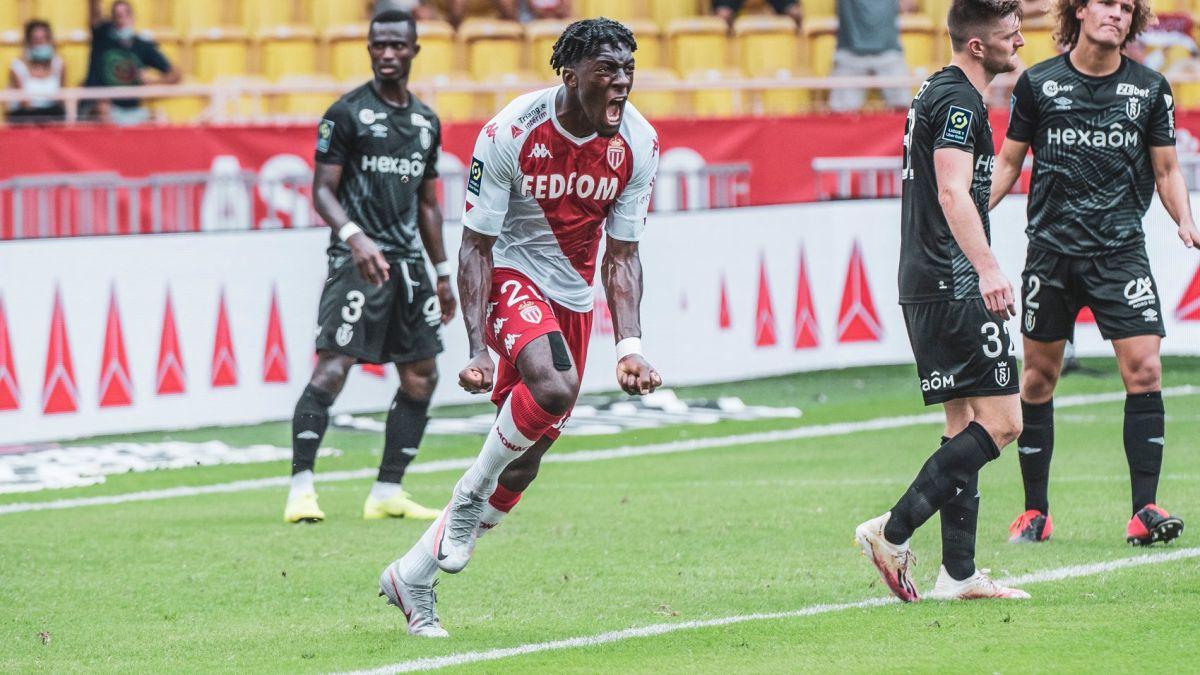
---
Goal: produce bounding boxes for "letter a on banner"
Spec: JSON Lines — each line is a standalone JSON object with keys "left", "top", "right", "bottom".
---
{"left": 98, "top": 287, "right": 133, "bottom": 407}
{"left": 361, "top": 363, "right": 386, "bottom": 378}
{"left": 718, "top": 274, "right": 732, "bottom": 330}
{"left": 793, "top": 248, "right": 819, "bottom": 349}
{"left": 0, "top": 295, "right": 19, "bottom": 410}
{"left": 1176, "top": 264, "right": 1200, "bottom": 321}
{"left": 836, "top": 241, "right": 883, "bottom": 343}
{"left": 755, "top": 256, "right": 777, "bottom": 347}
{"left": 1076, "top": 307, "right": 1096, "bottom": 324}
{"left": 42, "top": 288, "right": 79, "bottom": 414}
{"left": 212, "top": 290, "right": 238, "bottom": 388}
{"left": 157, "top": 291, "right": 186, "bottom": 395}
{"left": 263, "top": 287, "right": 288, "bottom": 383}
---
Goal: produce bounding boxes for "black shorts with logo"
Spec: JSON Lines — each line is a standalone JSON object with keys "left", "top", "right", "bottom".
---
{"left": 1020, "top": 245, "right": 1166, "bottom": 343}
{"left": 903, "top": 298, "right": 1020, "bottom": 405}
{"left": 315, "top": 254, "right": 444, "bottom": 365}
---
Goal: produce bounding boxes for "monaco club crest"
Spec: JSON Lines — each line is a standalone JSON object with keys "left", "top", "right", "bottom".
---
{"left": 607, "top": 137, "right": 625, "bottom": 171}
{"left": 519, "top": 302, "right": 543, "bottom": 324}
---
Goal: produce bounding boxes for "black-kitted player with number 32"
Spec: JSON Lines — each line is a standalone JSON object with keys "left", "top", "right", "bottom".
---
{"left": 283, "top": 9, "right": 456, "bottom": 525}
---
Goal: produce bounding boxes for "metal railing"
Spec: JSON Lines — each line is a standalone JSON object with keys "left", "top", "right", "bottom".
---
{"left": 0, "top": 164, "right": 751, "bottom": 240}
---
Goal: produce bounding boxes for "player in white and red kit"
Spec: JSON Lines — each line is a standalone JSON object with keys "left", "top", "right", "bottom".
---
{"left": 378, "top": 18, "right": 661, "bottom": 637}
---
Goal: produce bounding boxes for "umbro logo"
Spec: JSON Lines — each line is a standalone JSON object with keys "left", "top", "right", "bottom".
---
{"left": 527, "top": 143, "right": 553, "bottom": 159}
{"left": 1018, "top": 446, "right": 1042, "bottom": 455}
{"left": 296, "top": 430, "right": 320, "bottom": 440}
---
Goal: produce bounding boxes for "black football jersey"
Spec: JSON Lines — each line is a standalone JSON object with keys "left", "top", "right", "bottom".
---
{"left": 315, "top": 83, "right": 441, "bottom": 261}
{"left": 900, "top": 66, "right": 995, "bottom": 304}
{"left": 1008, "top": 54, "right": 1175, "bottom": 256}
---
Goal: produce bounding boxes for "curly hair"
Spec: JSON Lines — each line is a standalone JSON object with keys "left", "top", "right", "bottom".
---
{"left": 550, "top": 17, "right": 637, "bottom": 74}
{"left": 1052, "top": 0, "right": 1153, "bottom": 48}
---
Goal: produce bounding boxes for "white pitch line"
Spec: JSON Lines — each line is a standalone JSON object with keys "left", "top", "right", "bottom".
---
{"left": 1, "top": 385, "right": 1195, "bottom": 517}
{"left": 343, "top": 547, "right": 1200, "bottom": 674}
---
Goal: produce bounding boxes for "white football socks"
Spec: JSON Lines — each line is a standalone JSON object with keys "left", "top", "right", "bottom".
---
{"left": 369, "top": 481, "right": 402, "bottom": 501}
{"left": 475, "top": 502, "right": 508, "bottom": 538}
{"left": 289, "top": 469, "right": 315, "bottom": 498}
{"left": 399, "top": 518, "right": 443, "bottom": 585}
{"left": 460, "top": 397, "right": 537, "bottom": 496}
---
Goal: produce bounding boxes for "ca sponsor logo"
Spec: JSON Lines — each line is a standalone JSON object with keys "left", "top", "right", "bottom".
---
{"left": 492, "top": 316, "right": 508, "bottom": 336}
{"left": 1117, "top": 83, "right": 1149, "bottom": 97}
{"left": 519, "top": 302, "right": 543, "bottom": 324}
{"left": 1124, "top": 277, "right": 1156, "bottom": 308}
{"left": 1143, "top": 308, "right": 1160, "bottom": 323}
{"left": 1042, "top": 80, "right": 1073, "bottom": 97}
{"left": 921, "top": 371, "right": 955, "bottom": 392}
{"left": 527, "top": 143, "right": 553, "bottom": 159}
{"left": 335, "top": 322, "right": 354, "bottom": 347}
{"left": 995, "top": 363, "right": 1011, "bottom": 387}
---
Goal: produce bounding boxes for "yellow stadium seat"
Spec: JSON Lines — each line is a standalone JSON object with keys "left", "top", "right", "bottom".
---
{"left": 734, "top": 15, "right": 803, "bottom": 115}
{"left": 326, "top": 25, "right": 370, "bottom": 82}
{"left": 412, "top": 19, "right": 458, "bottom": 79}
{"left": 525, "top": 19, "right": 571, "bottom": 79}
{"left": 244, "top": 0, "right": 298, "bottom": 32}
{"left": 150, "top": 77, "right": 208, "bottom": 122}
{"left": 689, "top": 68, "right": 743, "bottom": 117}
{"left": 459, "top": 18, "right": 523, "bottom": 81}
{"left": 802, "top": 0, "right": 835, "bottom": 19}
{"left": 33, "top": 0, "right": 90, "bottom": 32}
{"left": 173, "top": 0, "right": 223, "bottom": 33}
{"left": 1019, "top": 15, "right": 1059, "bottom": 68}
{"left": 271, "top": 74, "right": 339, "bottom": 117}
{"left": 412, "top": 72, "right": 477, "bottom": 122}
{"left": 899, "top": 14, "right": 935, "bottom": 75}
{"left": 258, "top": 26, "right": 319, "bottom": 80}
{"left": 126, "top": 0, "right": 173, "bottom": 31}
{"left": 191, "top": 28, "right": 251, "bottom": 82}
{"left": 0, "top": 2, "right": 21, "bottom": 34}
{"left": 629, "top": 67, "right": 679, "bottom": 118}
{"left": 667, "top": 17, "right": 729, "bottom": 75}
{"left": 649, "top": 0, "right": 698, "bottom": 30}
{"left": 802, "top": 16, "right": 837, "bottom": 76}
{"left": 56, "top": 29, "right": 91, "bottom": 86}
{"left": 312, "top": 0, "right": 367, "bottom": 32}
{"left": 0, "top": 34, "right": 21, "bottom": 85}
{"left": 623, "top": 19, "right": 662, "bottom": 70}
{"left": 579, "top": 0, "right": 638, "bottom": 23}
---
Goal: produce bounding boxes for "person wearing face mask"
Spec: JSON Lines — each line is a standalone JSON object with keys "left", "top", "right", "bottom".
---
{"left": 83, "top": 0, "right": 181, "bottom": 125}
{"left": 6, "top": 20, "right": 66, "bottom": 124}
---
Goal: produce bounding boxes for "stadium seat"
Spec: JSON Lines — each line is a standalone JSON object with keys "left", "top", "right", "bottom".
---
{"left": 648, "top": 0, "right": 699, "bottom": 30}
{"left": 734, "top": 15, "right": 804, "bottom": 115}
{"left": 191, "top": 28, "right": 251, "bottom": 82}
{"left": 802, "top": 16, "right": 837, "bottom": 77}
{"left": 1020, "top": 15, "right": 1060, "bottom": 68}
{"left": 311, "top": 0, "right": 367, "bottom": 32}
{"left": 243, "top": 0, "right": 298, "bottom": 32}
{"left": 525, "top": 19, "right": 571, "bottom": 79}
{"left": 33, "top": 0, "right": 90, "bottom": 32}
{"left": 411, "top": 72, "right": 476, "bottom": 121}
{"left": 150, "top": 77, "right": 208, "bottom": 122}
{"left": 623, "top": 19, "right": 663, "bottom": 70}
{"left": 579, "top": 0, "right": 638, "bottom": 23}
{"left": 258, "top": 27, "right": 319, "bottom": 80}
{"left": 667, "top": 17, "right": 729, "bottom": 75}
{"left": 56, "top": 29, "right": 92, "bottom": 86}
{"left": 272, "top": 74, "right": 339, "bottom": 117}
{"left": 628, "top": 67, "right": 679, "bottom": 118}
{"left": 173, "top": 0, "right": 224, "bottom": 34}
{"left": 0, "top": 33, "right": 21, "bottom": 83}
{"left": 802, "top": 0, "right": 836, "bottom": 19}
{"left": 459, "top": 18, "right": 523, "bottom": 81}
{"left": 326, "top": 25, "right": 370, "bottom": 82}
{"left": 0, "top": 2, "right": 20, "bottom": 34}
{"left": 126, "top": 0, "right": 173, "bottom": 31}
{"left": 899, "top": 14, "right": 935, "bottom": 74}
{"left": 689, "top": 68, "right": 744, "bottom": 117}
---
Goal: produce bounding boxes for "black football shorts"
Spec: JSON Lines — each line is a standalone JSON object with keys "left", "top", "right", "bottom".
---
{"left": 903, "top": 298, "right": 1020, "bottom": 405}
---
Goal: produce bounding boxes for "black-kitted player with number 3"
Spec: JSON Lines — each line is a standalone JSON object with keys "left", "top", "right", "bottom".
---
{"left": 855, "top": 0, "right": 1030, "bottom": 603}
{"left": 284, "top": 9, "right": 456, "bottom": 524}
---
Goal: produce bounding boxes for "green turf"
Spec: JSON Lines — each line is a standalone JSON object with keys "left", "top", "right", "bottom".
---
{"left": 1, "top": 358, "right": 1198, "bottom": 672}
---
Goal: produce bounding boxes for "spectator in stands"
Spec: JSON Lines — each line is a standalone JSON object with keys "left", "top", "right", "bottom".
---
{"left": 828, "top": 0, "right": 918, "bottom": 112}
{"left": 713, "top": 0, "right": 804, "bottom": 31}
{"left": 442, "top": 0, "right": 519, "bottom": 27}
{"left": 83, "top": 0, "right": 180, "bottom": 125}
{"left": 6, "top": 19, "right": 66, "bottom": 124}
{"left": 372, "top": 0, "right": 439, "bottom": 22}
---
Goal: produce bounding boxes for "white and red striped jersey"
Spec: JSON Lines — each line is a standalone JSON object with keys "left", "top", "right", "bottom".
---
{"left": 461, "top": 85, "right": 659, "bottom": 312}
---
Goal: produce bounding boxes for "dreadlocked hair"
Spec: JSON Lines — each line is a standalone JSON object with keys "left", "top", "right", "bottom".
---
{"left": 549, "top": 17, "right": 637, "bottom": 75}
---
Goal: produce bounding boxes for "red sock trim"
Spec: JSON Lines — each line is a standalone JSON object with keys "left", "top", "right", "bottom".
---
{"left": 509, "top": 383, "right": 561, "bottom": 440}
{"left": 488, "top": 483, "right": 523, "bottom": 512}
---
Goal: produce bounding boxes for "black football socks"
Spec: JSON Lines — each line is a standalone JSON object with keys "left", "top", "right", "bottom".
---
{"left": 939, "top": 435, "right": 980, "bottom": 581}
{"left": 1124, "top": 391, "right": 1165, "bottom": 514}
{"left": 291, "top": 384, "right": 335, "bottom": 474}
{"left": 378, "top": 389, "right": 432, "bottom": 484}
{"left": 885, "top": 422, "right": 1000, "bottom": 546}
{"left": 1017, "top": 399, "right": 1054, "bottom": 514}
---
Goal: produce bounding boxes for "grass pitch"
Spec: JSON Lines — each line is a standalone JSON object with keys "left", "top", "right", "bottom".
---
{"left": 2, "top": 358, "right": 1198, "bottom": 673}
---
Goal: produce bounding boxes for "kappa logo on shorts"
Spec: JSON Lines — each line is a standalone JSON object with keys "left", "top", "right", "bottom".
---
{"left": 921, "top": 371, "right": 955, "bottom": 393}
{"left": 504, "top": 332, "right": 521, "bottom": 354}
{"left": 941, "top": 106, "right": 973, "bottom": 145}
{"left": 335, "top": 322, "right": 354, "bottom": 347}
{"left": 518, "top": 302, "right": 543, "bottom": 324}
{"left": 995, "top": 362, "right": 1011, "bottom": 387}
{"left": 1124, "top": 277, "right": 1156, "bottom": 308}
{"left": 492, "top": 316, "right": 508, "bottom": 336}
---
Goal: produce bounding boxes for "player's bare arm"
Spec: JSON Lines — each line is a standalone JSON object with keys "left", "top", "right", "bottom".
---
{"left": 457, "top": 227, "right": 496, "bottom": 393}
{"left": 989, "top": 138, "right": 1029, "bottom": 210}
{"left": 935, "top": 147, "right": 1015, "bottom": 318}
{"left": 603, "top": 236, "right": 661, "bottom": 396}
{"left": 416, "top": 180, "right": 457, "bottom": 322}
{"left": 1149, "top": 145, "right": 1200, "bottom": 249}
{"left": 88, "top": 0, "right": 103, "bottom": 27}
{"left": 312, "top": 161, "right": 390, "bottom": 286}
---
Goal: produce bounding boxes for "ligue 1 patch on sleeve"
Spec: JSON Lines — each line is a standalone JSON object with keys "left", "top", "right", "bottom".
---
{"left": 467, "top": 156, "right": 484, "bottom": 195}
{"left": 316, "top": 118, "right": 334, "bottom": 153}
{"left": 941, "top": 105, "right": 973, "bottom": 144}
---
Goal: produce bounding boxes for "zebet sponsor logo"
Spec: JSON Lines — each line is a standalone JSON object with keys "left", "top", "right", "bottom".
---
{"left": 1117, "top": 83, "right": 1149, "bottom": 97}
{"left": 521, "top": 172, "right": 620, "bottom": 201}
{"left": 1046, "top": 123, "right": 1139, "bottom": 148}
{"left": 921, "top": 371, "right": 955, "bottom": 392}
{"left": 361, "top": 153, "right": 426, "bottom": 177}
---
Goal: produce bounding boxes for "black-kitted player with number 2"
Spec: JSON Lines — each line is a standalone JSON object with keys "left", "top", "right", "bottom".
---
{"left": 283, "top": 9, "right": 456, "bottom": 524}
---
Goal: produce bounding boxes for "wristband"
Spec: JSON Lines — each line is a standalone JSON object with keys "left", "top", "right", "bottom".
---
{"left": 615, "top": 337, "right": 642, "bottom": 360}
{"left": 434, "top": 261, "right": 452, "bottom": 278}
{"left": 337, "top": 221, "right": 362, "bottom": 242}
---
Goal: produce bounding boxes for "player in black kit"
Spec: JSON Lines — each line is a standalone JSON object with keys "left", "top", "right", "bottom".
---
{"left": 855, "top": 0, "right": 1030, "bottom": 602}
{"left": 284, "top": 10, "right": 457, "bottom": 524}
{"left": 992, "top": 0, "right": 1198, "bottom": 546}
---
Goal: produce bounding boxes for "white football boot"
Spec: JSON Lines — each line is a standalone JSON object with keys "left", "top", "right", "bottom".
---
{"left": 927, "top": 566, "right": 1031, "bottom": 600}
{"left": 379, "top": 560, "right": 449, "bottom": 638}
{"left": 432, "top": 480, "right": 489, "bottom": 574}
{"left": 855, "top": 512, "right": 920, "bottom": 602}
